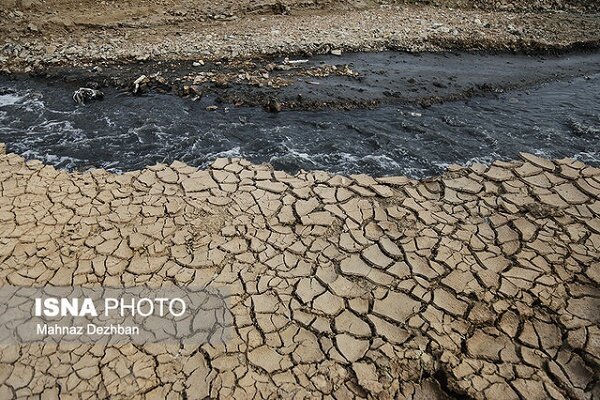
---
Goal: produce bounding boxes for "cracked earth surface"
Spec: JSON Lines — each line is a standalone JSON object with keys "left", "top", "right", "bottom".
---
{"left": 0, "top": 143, "right": 598, "bottom": 399}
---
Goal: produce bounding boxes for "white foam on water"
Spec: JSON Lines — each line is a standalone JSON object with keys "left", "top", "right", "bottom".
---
{"left": 20, "top": 149, "right": 78, "bottom": 169}
{"left": 571, "top": 151, "right": 599, "bottom": 164}
{"left": 210, "top": 146, "right": 242, "bottom": 158}
{"left": 360, "top": 154, "right": 402, "bottom": 170}
{"left": 280, "top": 148, "right": 318, "bottom": 163}
{"left": 0, "top": 93, "right": 25, "bottom": 107}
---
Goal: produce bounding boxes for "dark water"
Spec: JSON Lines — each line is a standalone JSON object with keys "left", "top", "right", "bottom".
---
{"left": 0, "top": 55, "right": 599, "bottom": 177}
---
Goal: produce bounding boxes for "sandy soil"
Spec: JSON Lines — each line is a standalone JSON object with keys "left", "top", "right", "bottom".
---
{"left": 1, "top": 0, "right": 599, "bottom": 74}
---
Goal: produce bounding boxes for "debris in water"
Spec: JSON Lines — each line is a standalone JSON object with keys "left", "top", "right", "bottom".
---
{"left": 132, "top": 75, "right": 148, "bottom": 94}
{"left": 72, "top": 88, "right": 104, "bottom": 105}
{"left": 283, "top": 57, "right": 309, "bottom": 65}
{"left": 265, "top": 97, "right": 282, "bottom": 113}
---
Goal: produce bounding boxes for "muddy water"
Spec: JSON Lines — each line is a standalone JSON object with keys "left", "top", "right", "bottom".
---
{"left": 0, "top": 52, "right": 599, "bottom": 177}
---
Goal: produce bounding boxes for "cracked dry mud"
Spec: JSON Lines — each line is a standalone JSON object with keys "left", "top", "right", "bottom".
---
{"left": 0, "top": 143, "right": 598, "bottom": 399}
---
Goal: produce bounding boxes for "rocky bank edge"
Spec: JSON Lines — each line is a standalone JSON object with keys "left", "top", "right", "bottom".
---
{"left": 1, "top": 2, "right": 599, "bottom": 74}
{"left": 0, "top": 143, "right": 598, "bottom": 399}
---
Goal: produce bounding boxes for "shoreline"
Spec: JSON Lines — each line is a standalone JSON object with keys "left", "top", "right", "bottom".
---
{"left": 2, "top": 0, "right": 598, "bottom": 112}
{"left": 2, "top": 3, "right": 599, "bottom": 74}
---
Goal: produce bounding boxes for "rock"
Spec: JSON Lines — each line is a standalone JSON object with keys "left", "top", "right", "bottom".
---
{"left": 20, "top": 0, "right": 40, "bottom": 9}
{"left": 331, "top": 49, "right": 342, "bottom": 56}
{"left": 265, "top": 97, "right": 282, "bottom": 113}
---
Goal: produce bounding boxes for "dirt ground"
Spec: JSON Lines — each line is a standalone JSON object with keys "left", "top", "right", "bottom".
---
{"left": 1, "top": 0, "right": 599, "bottom": 73}
{"left": 0, "top": 145, "right": 598, "bottom": 399}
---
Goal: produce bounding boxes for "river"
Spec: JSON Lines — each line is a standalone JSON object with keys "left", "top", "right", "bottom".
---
{"left": 1, "top": 51, "right": 598, "bottom": 177}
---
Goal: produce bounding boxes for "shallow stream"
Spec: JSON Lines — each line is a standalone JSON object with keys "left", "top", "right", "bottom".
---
{"left": 1, "top": 52, "right": 598, "bottom": 177}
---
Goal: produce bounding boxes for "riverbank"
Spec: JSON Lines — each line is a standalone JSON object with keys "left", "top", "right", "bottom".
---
{"left": 0, "top": 145, "right": 597, "bottom": 398}
{"left": 1, "top": 1, "right": 599, "bottom": 76}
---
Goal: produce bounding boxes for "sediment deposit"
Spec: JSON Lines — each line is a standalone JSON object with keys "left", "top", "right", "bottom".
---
{"left": 0, "top": 144, "right": 598, "bottom": 399}
{"left": 1, "top": 0, "right": 599, "bottom": 74}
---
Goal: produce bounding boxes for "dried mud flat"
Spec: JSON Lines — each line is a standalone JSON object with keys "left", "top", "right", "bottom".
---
{"left": 0, "top": 142, "right": 598, "bottom": 399}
